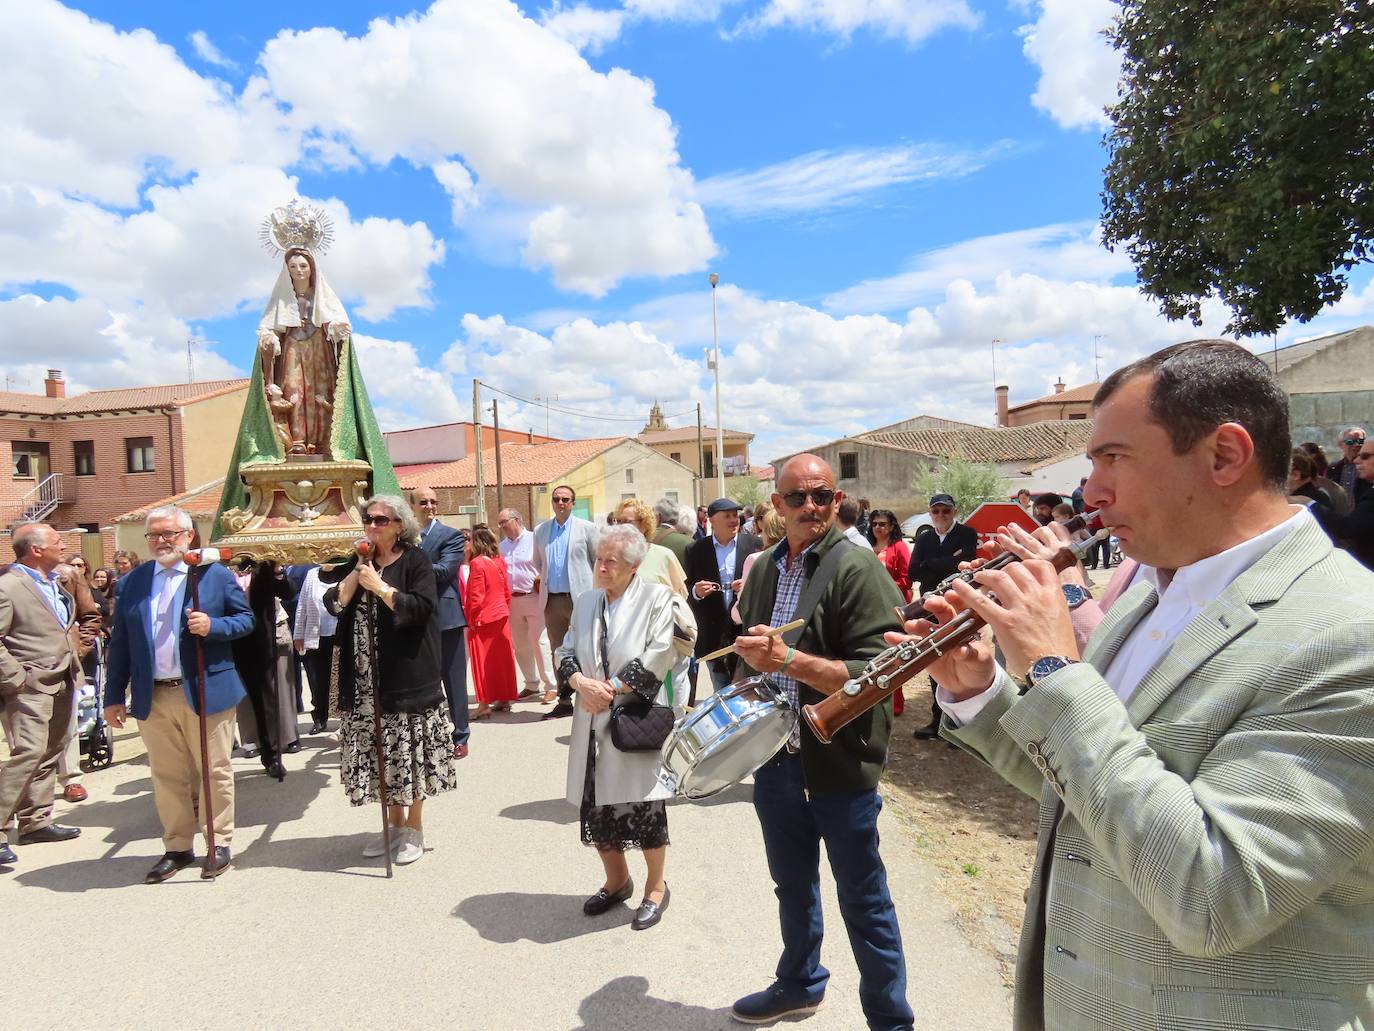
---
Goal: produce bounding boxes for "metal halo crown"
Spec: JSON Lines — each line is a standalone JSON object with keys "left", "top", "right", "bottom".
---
{"left": 260, "top": 199, "right": 335, "bottom": 257}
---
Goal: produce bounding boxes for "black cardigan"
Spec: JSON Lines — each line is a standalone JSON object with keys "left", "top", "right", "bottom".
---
{"left": 322, "top": 546, "right": 444, "bottom": 714}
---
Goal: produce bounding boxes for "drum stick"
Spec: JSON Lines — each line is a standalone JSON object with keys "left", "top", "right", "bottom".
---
{"left": 700, "top": 619, "right": 805, "bottom": 663}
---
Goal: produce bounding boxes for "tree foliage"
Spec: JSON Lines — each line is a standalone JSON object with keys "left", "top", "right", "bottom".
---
{"left": 1102, "top": 1, "right": 1374, "bottom": 336}
{"left": 912, "top": 459, "right": 1007, "bottom": 516}
{"left": 725, "top": 474, "right": 766, "bottom": 508}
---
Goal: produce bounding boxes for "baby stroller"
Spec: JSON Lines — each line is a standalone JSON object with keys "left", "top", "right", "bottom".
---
{"left": 77, "top": 636, "right": 114, "bottom": 770}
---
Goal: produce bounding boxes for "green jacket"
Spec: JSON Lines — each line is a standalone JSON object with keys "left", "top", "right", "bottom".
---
{"left": 736, "top": 523, "right": 903, "bottom": 793}
{"left": 652, "top": 525, "right": 691, "bottom": 569}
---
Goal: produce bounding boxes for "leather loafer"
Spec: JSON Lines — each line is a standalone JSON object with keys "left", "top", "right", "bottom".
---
{"left": 283, "top": 741, "right": 302, "bottom": 754}
{"left": 631, "top": 884, "right": 670, "bottom": 930}
{"left": 201, "top": 845, "right": 231, "bottom": 879}
{"left": 542, "top": 701, "right": 575, "bottom": 721}
{"left": 0, "top": 843, "right": 17, "bottom": 865}
{"left": 309, "top": 720, "right": 328, "bottom": 734}
{"left": 63, "top": 784, "right": 89, "bottom": 802}
{"left": 583, "top": 877, "right": 634, "bottom": 916}
{"left": 145, "top": 850, "right": 196, "bottom": 884}
{"left": 18, "top": 823, "right": 81, "bottom": 844}
{"left": 264, "top": 758, "right": 286, "bottom": 782}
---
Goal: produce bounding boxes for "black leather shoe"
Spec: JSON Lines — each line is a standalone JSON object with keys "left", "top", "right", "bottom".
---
{"left": 542, "top": 701, "right": 575, "bottom": 721}
{"left": 631, "top": 884, "right": 670, "bottom": 930}
{"left": 264, "top": 758, "right": 286, "bottom": 782}
{"left": 283, "top": 741, "right": 302, "bottom": 754}
{"left": 583, "top": 877, "right": 634, "bottom": 916}
{"left": 17, "top": 823, "right": 81, "bottom": 844}
{"left": 240, "top": 744, "right": 260, "bottom": 759}
{"left": 309, "top": 720, "right": 328, "bottom": 734}
{"left": 145, "top": 850, "right": 196, "bottom": 884}
{"left": 0, "top": 843, "right": 17, "bottom": 865}
{"left": 912, "top": 723, "right": 940, "bottom": 741}
{"left": 201, "top": 845, "right": 231, "bottom": 879}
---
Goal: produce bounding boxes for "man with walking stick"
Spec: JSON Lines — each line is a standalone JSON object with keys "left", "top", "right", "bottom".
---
{"left": 106, "top": 505, "right": 254, "bottom": 883}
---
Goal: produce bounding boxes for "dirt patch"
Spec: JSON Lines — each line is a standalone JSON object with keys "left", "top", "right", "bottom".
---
{"left": 882, "top": 674, "right": 1037, "bottom": 986}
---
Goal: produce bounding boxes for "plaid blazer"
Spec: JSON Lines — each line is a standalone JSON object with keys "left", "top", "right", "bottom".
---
{"left": 948, "top": 517, "right": 1374, "bottom": 1030}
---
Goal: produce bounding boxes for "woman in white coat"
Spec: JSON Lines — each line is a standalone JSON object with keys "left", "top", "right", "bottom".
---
{"left": 557, "top": 524, "right": 677, "bottom": 931}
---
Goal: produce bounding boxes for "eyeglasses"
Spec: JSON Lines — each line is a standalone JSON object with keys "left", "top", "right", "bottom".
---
{"left": 930, "top": 506, "right": 954, "bottom": 515}
{"left": 779, "top": 489, "right": 836, "bottom": 509}
{"left": 1344, "top": 438, "right": 1366, "bottom": 446}
{"left": 870, "top": 520, "right": 889, "bottom": 529}
{"left": 361, "top": 515, "right": 394, "bottom": 526}
{"left": 143, "top": 531, "right": 187, "bottom": 542}
{"left": 552, "top": 495, "right": 574, "bottom": 505}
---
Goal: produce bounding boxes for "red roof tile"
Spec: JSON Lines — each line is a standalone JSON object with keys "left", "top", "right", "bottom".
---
{"left": 0, "top": 379, "right": 249, "bottom": 418}
{"left": 399, "top": 438, "right": 627, "bottom": 489}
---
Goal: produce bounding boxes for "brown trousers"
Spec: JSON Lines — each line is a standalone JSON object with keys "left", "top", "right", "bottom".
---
{"left": 139, "top": 682, "right": 236, "bottom": 852}
{"left": 545, "top": 593, "right": 575, "bottom": 700}
{"left": 0, "top": 680, "right": 75, "bottom": 833}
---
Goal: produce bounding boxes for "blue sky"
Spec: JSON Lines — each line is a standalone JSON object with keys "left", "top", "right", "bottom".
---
{"left": 2, "top": 0, "right": 1371, "bottom": 463}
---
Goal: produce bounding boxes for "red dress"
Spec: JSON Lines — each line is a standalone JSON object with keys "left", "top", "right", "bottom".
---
{"left": 464, "top": 555, "right": 518, "bottom": 704}
{"left": 875, "top": 538, "right": 913, "bottom": 715}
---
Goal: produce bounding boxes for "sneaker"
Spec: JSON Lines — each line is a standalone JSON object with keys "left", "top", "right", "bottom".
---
{"left": 362, "top": 825, "right": 402, "bottom": 858}
{"left": 395, "top": 827, "right": 424, "bottom": 865}
{"left": 731, "top": 983, "right": 824, "bottom": 1025}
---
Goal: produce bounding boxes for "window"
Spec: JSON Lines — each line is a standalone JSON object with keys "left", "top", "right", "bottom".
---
{"left": 839, "top": 452, "right": 859, "bottom": 480}
{"left": 625, "top": 467, "right": 634, "bottom": 484}
{"left": 79, "top": 522, "right": 99, "bottom": 535}
{"left": 74, "top": 440, "right": 95, "bottom": 476}
{"left": 126, "top": 437, "right": 155, "bottom": 473}
{"left": 666, "top": 490, "right": 679, "bottom": 504}
{"left": 12, "top": 448, "right": 32, "bottom": 479}
{"left": 1068, "top": 413, "right": 1087, "bottom": 420}
{"left": 669, "top": 451, "right": 681, "bottom": 462}
{"left": 621, "top": 492, "right": 636, "bottom": 502}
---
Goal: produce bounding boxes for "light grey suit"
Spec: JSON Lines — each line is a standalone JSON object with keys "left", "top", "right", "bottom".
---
{"left": 532, "top": 514, "right": 599, "bottom": 604}
{"left": 948, "top": 517, "right": 1374, "bottom": 1030}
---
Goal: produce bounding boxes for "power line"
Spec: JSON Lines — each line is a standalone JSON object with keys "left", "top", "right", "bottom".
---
{"left": 477, "top": 380, "right": 697, "bottom": 425}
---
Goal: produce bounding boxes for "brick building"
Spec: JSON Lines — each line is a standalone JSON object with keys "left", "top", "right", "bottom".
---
{"left": 996, "top": 379, "right": 1098, "bottom": 427}
{"left": 0, "top": 370, "right": 249, "bottom": 561}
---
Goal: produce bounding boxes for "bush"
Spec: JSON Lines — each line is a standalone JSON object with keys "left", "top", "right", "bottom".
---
{"left": 911, "top": 459, "right": 1007, "bottom": 515}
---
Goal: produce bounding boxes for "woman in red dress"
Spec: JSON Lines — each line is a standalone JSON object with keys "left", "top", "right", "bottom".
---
{"left": 870, "top": 509, "right": 911, "bottom": 715}
{"left": 465, "top": 526, "right": 519, "bottom": 719}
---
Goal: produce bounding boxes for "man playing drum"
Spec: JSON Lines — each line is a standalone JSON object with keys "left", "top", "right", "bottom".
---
{"left": 730, "top": 454, "right": 913, "bottom": 1030}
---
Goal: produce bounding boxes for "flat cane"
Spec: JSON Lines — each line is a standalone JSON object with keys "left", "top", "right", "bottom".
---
{"left": 357, "top": 540, "right": 393, "bottom": 878}
{"left": 184, "top": 549, "right": 222, "bottom": 881}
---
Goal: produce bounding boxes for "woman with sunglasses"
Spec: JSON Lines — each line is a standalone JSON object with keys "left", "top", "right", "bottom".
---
{"left": 324, "top": 495, "right": 454, "bottom": 865}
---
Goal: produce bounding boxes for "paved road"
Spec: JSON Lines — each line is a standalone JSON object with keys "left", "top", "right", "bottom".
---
{"left": 4, "top": 699, "right": 1011, "bottom": 1030}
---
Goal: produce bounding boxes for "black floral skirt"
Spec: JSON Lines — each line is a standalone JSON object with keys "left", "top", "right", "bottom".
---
{"left": 580, "top": 733, "right": 669, "bottom": 853}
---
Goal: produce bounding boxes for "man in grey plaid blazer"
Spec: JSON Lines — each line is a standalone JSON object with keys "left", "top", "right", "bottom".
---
{"left": 906, "top": 340, "right": 1374, "bottom": 1030}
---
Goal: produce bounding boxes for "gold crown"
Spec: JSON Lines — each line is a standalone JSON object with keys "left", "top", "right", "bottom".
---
{"left": 260, "top": 199, "right": 335, "bottom": 257}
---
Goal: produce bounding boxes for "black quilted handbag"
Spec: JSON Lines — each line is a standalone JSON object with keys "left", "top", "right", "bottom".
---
{"left": 609, "top": 700, "right": 675, "bottom": 752}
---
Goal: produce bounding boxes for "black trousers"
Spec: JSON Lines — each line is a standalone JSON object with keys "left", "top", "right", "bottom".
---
{"left": 441, "top": 626, "right": 471, "bottom": 747}
{"left": 304, "top": 635, "right": 336, "bottom": 724}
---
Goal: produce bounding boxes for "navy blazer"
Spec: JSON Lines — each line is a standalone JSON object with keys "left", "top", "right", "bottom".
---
{"left": 106, "top": 561, "right": 255, "bottom": 719}
{"left": 419, "top": 520, "right": 466, "bottom": 631}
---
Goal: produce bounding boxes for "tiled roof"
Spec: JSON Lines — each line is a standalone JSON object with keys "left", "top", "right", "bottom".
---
{"left": 1009, "top": 382, "right": 1100, "bottom": 411}
{"left": 859, "top": 419, "right": 1095, "bottom": 464}
{"left": 392, "top": 462, "right": 452, "bottom": 481}
{"left": 639, "top": 425, "right": 753, "bottom": 445}
{"left": 0, "top": 379, "right": 249, "bottom": 418}
{"left": 113, "top": 478, "right": 226, "bottom": 523}
{"left": 1270, "top": 325, "right": 1372, "bottom": 376}
{"left": 867, "top": 414, "right": 986, "bottom": 433}
{"left": 398, "top": 437, "right": 627, "bottom": 489}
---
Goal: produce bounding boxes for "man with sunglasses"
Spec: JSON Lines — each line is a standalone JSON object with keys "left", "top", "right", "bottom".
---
{"left": 533, "top": 485, "right": 598, "bottom": 719}
{"left": 730, "top": 455, "right": 912, "bottom": 1030}
{"left": 685, "top": 497, "right": 762, "bottom": 694}
{"left": 1314, "top": 439, "right": 1374, "bottom": 569}
{"left": 1329, "top": 426, "right": 1370, "bottom": 505}
{"left": 412, "top": 487, "right": 471, "bottom": 758}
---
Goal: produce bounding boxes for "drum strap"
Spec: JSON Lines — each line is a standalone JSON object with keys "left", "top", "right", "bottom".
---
{"left": 780, "top": 538, "right": 857, "bottom": 649}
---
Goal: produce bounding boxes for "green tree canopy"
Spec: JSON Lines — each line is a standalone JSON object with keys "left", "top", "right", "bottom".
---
{"left": 1102, "top": 1, "right": 1374, "bottom": 336}
{"left": 912, "top": 459, "right": 1008, "bottom": 517}
{"left": 725, "top": 474, "right": 766, "bottom": 508}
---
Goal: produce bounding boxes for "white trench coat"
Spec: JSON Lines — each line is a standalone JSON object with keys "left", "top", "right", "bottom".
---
{"left": 559, "top": 577, "right": 679, "bottom": 807}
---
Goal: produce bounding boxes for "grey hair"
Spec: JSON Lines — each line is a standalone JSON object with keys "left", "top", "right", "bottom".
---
{"left": 653, "top": 497, "right": 680, "bottom": 526}
{"left": 498, "top": 507, "right": 523, "bottom": 527}
{"left": 674, "top": 506, "right": 696, "bottom": 535}
{"left": 363, "top": 494, "right": 421, "bottom": 547}
{"left": 145, "top": 505, "right": 193, "bottom": 532}
{"left": 598, "top": 523, "right": 649, "bottom": 567}
{"left": 12, "top": 522, "right": 54, "bottom": 559}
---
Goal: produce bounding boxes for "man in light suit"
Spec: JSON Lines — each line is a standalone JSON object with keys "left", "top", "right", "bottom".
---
{"left": 908, "top": 340, "right": 1374, "bottom": 1030}
{"left": 413, "top": 486, "right": 470, "bottom": 758}
{"left": 0, "top": 523, "right": 86, "bottom": 866}
{"left": 533, "top": 484, "right": 598, "bottom": 720}
{"left": 106, "top": 505, "right": 254, "bottom": 883}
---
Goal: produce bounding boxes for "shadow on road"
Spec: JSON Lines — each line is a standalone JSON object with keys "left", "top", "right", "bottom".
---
{"left": 499, "top": 797, "right": 576, "bottom": 825}
{"left": 570, "top": 976, "right": 734, "bottom": 1030}
{"left": 666, "top": 783, "right": 753, "bottom": 810}
{"left": 453, "top": 891, "right": 636, "bottom": 943}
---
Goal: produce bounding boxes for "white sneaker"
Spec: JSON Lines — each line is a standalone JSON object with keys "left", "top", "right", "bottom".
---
{"left": 361, "top": 825, "right": 402, "bottom": 858}
{"left": 394, "top": 827, "right": 424, "bottom": 865}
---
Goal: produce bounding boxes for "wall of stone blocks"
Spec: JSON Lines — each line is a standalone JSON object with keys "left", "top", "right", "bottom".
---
{"left": 1289, "top": 390, "right": 1374, "bottom": 451}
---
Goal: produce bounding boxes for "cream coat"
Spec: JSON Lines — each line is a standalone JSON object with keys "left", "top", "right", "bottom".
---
{"left": 559, "top": 577, "right": 678, "bottom": 807}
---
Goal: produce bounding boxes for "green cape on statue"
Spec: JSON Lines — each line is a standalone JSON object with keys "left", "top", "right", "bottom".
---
{"left": 212, "top": 336, "right": 400, "bottom": 539}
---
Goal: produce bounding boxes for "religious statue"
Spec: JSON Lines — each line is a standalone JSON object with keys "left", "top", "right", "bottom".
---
{"left": 211, "top": 200, "right": 399, "bottom": 563}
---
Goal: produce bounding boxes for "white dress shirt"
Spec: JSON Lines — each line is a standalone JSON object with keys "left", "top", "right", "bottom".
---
{"left": 842, "top": 525, "right": 874, "bottom": 551}
{"left": 940, "top": 508, "right": 1310, "bottom": 722}
{"left": 500, "top": 528, "right": 538, "bottom": 594}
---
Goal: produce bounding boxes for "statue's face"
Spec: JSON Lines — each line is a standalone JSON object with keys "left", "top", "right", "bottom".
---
{"left": 287, "top": 253, "right": 312, "bottom": 292}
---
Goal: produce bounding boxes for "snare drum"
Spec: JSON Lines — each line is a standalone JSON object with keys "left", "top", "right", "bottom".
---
{"left": 658, "top": 676, "right": 796, "bottom": 800}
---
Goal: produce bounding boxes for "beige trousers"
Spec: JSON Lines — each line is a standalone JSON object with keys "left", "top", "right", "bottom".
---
{"left": 139, "top": 682, "right": 236, "bottom": 852}
{"left": 0, "top": 681, "right": 75, "bottom": 833}
{"left": 509, "top": 592, "right": 551, "bottom": 689}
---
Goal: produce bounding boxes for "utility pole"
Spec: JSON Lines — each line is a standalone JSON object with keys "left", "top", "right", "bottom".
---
{"left": 533, "top": 393, "right": 558, "bottom": 437}
{"left": 1092, "top": 335, "right": 1103, "bottom": 381}
{"left": 695, "top": 402, "right": 704, "bottom": 507}
{"left": 472, "top": 379, "right": 486, "bottom": 525}
{"left": 491, "top": 399, "right": 505, "bottom": 516}
{"left": 709, "top": 273, "right": 725, "bottom": 498}
{"left": 186, "top": 336, "right": 215, "bottom": 383}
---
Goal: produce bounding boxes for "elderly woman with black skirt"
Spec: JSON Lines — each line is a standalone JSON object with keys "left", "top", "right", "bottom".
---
{"left": 324, "top": 494, "right": 455, "bottom": 866}
{"left": 557, "top": 524, "right": 679, "bottom": 931}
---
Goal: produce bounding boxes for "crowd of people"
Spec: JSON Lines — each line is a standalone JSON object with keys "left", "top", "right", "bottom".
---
{"left": 6, "top": 340, "right": 1374, "bottom": 1030}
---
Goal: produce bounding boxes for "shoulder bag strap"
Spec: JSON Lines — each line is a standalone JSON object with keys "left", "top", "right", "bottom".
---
{"left": 781, "top": 538, "right": 856, "bottom": 647}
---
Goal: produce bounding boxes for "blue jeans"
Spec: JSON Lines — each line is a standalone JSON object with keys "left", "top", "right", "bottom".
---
{"left": 706, "top": 658, "right": 734, "bottom": 695}
{"left": 752, "top": 751, "right": 914, "bottom": 1031}
{"left": 440, "top": 627, "right": 470, "bottom": 747}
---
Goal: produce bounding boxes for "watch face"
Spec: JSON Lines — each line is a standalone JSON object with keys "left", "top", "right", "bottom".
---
{"left": 1061, "top": 584, "right": 1089, "bottom": 609}
{"left": 1030, "top": 656, "right": 1071, "bottom": 684}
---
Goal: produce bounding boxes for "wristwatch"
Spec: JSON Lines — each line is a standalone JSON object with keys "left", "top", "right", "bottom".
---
{"left": 1061, "top": 584, "right": 1092, "bottom": 610}
{"left": 1027, "top": 655, "right": 1077, "bottom": 688}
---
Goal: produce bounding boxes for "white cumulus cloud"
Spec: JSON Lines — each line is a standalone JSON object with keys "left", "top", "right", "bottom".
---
{"left": 1019, "top": 0, "right": 1120, "bottom": 130}
{"left": 736, "top": 0, "right": 980, "bottom": 45}
{"left": 188, "top": 29, "right": 237, "bottom": 69}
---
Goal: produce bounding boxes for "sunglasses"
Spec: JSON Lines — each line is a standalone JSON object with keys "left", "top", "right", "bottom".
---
{"left": 930, "top": 507, "right": 954, "bottom": 515}
{"left": 361, "top": 514, "right": 394, "bottom": 526}
{"left": 780, "top": 489, "right": 836, "bottom": 509}
{"left": 1344, "top": 438, "right": 1366, "bottom": 446}
{"left": 552, "top": 496, "right": 574, "bottom": 504}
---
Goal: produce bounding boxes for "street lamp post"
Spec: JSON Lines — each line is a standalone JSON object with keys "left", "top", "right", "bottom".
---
{"left": 709, "top": 272, "right": 725, "bottom": 499}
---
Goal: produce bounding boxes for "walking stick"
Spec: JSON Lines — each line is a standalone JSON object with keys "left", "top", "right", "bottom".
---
{"left": 184, "top": 549, "right": 221, "bottom": 881}
{"left": 358, "top": 540, "right": 393, "bottom": 878}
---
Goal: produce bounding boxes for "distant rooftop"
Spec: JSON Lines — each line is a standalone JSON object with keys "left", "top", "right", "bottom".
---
{"left": 0, "top": 378, "right": 249, "bottom": 418}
